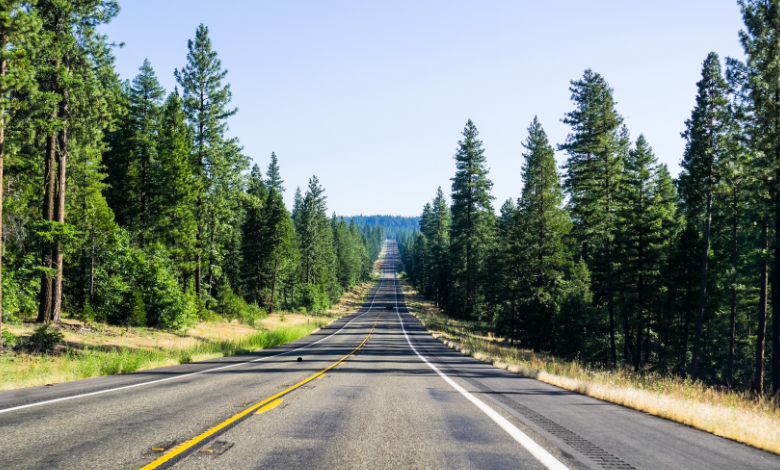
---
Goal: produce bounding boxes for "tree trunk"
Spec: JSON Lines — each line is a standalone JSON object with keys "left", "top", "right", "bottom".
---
{"left": 195, "top": 231, "right": 201, "bottom": 301}
{"left": 0, "top": 46, "right": 5, "bottom": 346}
{"left": 773, "top": 202, "right": 780, "bottom": 393}
{"left": 206, "top": 220, "right": 215, "bottom": 309}
{"left": 636, "top": 228, "right": 644, "bottom": 369}
{"left": 690, "top": 189, "right": 713, "bottom": 380}
{"left": 270, "top": 259, "right": 279, "bottom": 314}
{"left": 90, "top": 230, "right": 95, "bottom": 302}
{"left": 37, "top": 131, "right": 57, "bottom": 323}
{"left": 51, "top": 64, "right": 69, "bottom": 322}
{"left": 510, "top": 300, "right": 515, "bottom": 345}
{"left": 754, "top": 222, "right": 768, "bottom": 394}
{"left": 727, "top": 186, "right": 738, "bottom": 387}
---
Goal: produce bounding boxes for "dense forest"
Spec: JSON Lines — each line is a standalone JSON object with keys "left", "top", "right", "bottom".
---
{"left": 400, "top": 1, "right": 780, "bottom": 393}
{"left": 345, "top": 215, "right": 419, "bottom": 238}
{"left": 0, "top": 1, "right": 384, "bottom": 343}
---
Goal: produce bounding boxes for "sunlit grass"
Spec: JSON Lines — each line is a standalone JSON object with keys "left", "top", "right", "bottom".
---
{"left": 0, "top": 276, "right": 382, "bottom": 392}
{"left": 400, "top": 280, "right": 780, "bottom": 455}
{"left": 0, "top": 322, "right": 326, "bottom": 391}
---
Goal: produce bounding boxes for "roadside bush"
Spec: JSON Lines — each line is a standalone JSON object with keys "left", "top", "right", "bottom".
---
{"left": 28, "top": 324, "right": 64, "bottom": 352}
{"left": 2, "top": 329, "right": 17, "bottom": 349}
{"left": 2, "top": 257, "right": 42, "bottom": 323}
{"left": 77, "top": 301, "right": 96, "bottom": 324}
{"left": 93, "top": 233, "right": 197, "bottom": 329}
{"left": 214, "top": 284, "right": 267, "bottom": 326}
{"left": 299, "top": 284, "right": 330, "bottom": 312}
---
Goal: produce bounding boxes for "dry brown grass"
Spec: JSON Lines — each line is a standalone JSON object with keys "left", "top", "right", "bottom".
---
{"left": 400, "top": 279, "right": 780, "bottom": 455}
{"left": 0, "top": 277, "right": 379, "bottom": 391}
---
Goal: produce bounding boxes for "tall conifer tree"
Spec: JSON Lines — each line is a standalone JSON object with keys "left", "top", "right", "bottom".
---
{"left": 266, "top": 152, "right": 284, "bottom": 193}
{"left": 511, "top": 117, "right": 571, "bottom": 351}
{"left": 678, "top": 53, "right": 730, "bottom": 380}
{"left": 0, "top": 1, "right": 40, "bottom": 344}
{"left": 128, "top": 59, "right": 164, "bottom": 244}
{"left": 560, "top": 69, "right": 626, "bottom": 364}
{"left": 449, "top": 119, "right": 495, "bottom": 318}
{"left": 731, "top": 0, "right": 780, "bottom": 392}
{"left": 175, "top": 23, "right": 237, "bottom": 301}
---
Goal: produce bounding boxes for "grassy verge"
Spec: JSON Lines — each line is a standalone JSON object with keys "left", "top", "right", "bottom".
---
{"left": 400, "top": 279, "right": 780, "bottom": 456}
{"left": 0, "top": 276, "right": 382, "bottom": 391}
{"left": 0, "top": 320, "right": 326, "bottom": 391}
{"left": 0, "top": 254, "right": 383, "bottom": 392}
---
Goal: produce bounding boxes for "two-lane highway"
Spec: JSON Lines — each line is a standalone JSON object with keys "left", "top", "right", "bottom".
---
{"left": 2, "top": 240, "right": 780, "bottom": 469}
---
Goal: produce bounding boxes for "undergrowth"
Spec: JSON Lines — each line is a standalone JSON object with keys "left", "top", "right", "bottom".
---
{"left": 402, "top": 280, "right": 780, "bottom": 455}
{"left": 0, "top": 323, "right": 323, "bottom": 391}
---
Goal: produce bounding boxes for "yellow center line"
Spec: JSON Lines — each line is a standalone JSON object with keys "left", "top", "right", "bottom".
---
{"left": 255, "top": 398, "right": 282, "bottom": 415}
{"left": 139, "top": 311, "right": 384, "bottom": 470}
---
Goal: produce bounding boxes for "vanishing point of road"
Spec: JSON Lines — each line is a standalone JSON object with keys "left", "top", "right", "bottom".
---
{"left": 2, "top": 241, "right": 779, "bottom": 470}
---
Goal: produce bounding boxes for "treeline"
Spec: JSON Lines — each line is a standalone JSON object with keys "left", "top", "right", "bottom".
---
{"left": 345, "top": 215, "right": 419, "bottom": 238}
{"left": 0, "top": 2, "right": 383, "bottom": 340}
{"left": 400, "top": 2, "right": 780, "bottom": 394}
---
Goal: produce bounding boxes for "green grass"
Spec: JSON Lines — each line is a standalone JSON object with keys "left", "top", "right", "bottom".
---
{"left": 0, "top": 323, "right": 324, "bottom": 391}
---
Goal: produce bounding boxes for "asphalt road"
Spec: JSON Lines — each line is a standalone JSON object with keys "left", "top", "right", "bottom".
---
{"left": 2, "top": 240, "right": 780, "bottom": 469}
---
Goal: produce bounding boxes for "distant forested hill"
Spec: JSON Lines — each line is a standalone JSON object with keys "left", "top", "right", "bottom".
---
{"left": 344, "top": 215, "right": 419, "bottom": 238}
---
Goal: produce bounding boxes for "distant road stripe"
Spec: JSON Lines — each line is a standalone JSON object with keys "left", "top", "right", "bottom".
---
{"left": 139, "top": 311, "right": 384, "bottom": 470}
{"left": 391, "top": 263, "right": 569, "bottom": 470}
{"left": 0, "top": 277, "right": 389, "bottom": 415}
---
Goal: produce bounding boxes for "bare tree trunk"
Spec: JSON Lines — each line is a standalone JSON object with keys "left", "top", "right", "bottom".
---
{"left": 205, "top": 218, "right": 215, "bottom": 310}
{"left": 509, "top": 300, "right": 515, "bottom": 345}
{"left": 727, "top": 186, "right": 738, "bottom": 386}
{"left": 0, "top": 46, "right": 5, "bottom": 346}
{"left": 37, "top": 131, "right": 57, "bottom": 323}
{"left": 754, "top": 222, "right": 768, "bottom": 394}
{"left": 90, "top": 230, "right": 95, "bottom": 301}
{"left": 636, "top": 227, "right": 644, "bottom": 369}
{"left": 195, "top": 231, "right": 201, "bottom": 300}
{"left": 773, "top": 207, "right": 780, "bottom": 393}
{"left": 269, "top": 259, "right": 279, "bottom": 313}
{"left": 690, "top": 189, "right": 713, "bottom": 380}
{"left": 51, "top": 66, "right": 69, "bottom": 322}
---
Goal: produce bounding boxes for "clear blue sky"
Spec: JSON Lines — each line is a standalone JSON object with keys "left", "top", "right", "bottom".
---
{"left": 99, "top": 0, "right": 746, "bottom": 217}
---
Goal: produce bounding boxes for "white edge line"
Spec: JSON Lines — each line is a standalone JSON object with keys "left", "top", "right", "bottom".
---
{"left": 390, "top": 243, "right": 569, "bottom": 470}
{"left": 0, "top": 257, "right": 391, "bottom": 415}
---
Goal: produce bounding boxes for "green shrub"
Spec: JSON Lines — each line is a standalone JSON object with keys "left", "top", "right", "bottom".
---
{"left": 178, "top": 351, "right": 193, "bottom": 364}
{"left": 78, "top": 301, "right": 96, "bottom": 324}
{"left": 28, "top": 324, "right": 64, "bottom": 352}
{"left": 93, "top": 233, "right": 197, "bottom": 329}
{"left": 214, "top": 284, "right": 266, "bottom": 326}
{"left": 2, "top": 329, "right": 17, "bottom": 349}
{"left": 131, "top": 291, "right": 147, "bottom": 327}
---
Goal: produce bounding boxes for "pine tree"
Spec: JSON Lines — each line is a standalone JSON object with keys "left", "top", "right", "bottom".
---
{"left": 617, "top": 135, "right": 673, "bottom": 367}
{"left": 495, "top": 198, "right": 516, "bottom": 341}
{"left": 449, "top": 119, "right": 495, "bottom": 319}
{"left": 678, "top": 53, "right": 730, "bottom": 380}
{"left": 0, "top": 1, "right": 40, "bottom": 344}
{"left": 262, "top": 186, "right": 295, "bottom": 313}
{"left": 127, "top": 59, "right": 165, "bottom": 244}
{"left": 730, "top": 0, "right": 780, "bottom": 392}
{"left": 175, "top": 23, "right": 237, "bottom": 301}
{"left": 36, "top": 0, "right": 120, "bottom": 323}
{"left": 429, "top": 188, "right": 450, "bottom": 309}
{"left": 154, "top": 89, "right": 197, "bottom": 281}
{"left": 510, "top": 117, "right": 571, "bottom": 351}
{"left": 240, "top": 165, "right": 266, "bottom": 305}
{"left": 266, "top": 152, "right": 284, "bottom": 193}
{"left": 560, "top": 69, "right": 627, "bottom": 364}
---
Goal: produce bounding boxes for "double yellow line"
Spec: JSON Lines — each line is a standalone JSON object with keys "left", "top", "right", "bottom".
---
{"left": 140, "top": 312, "right": 384, "bottom": 470}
